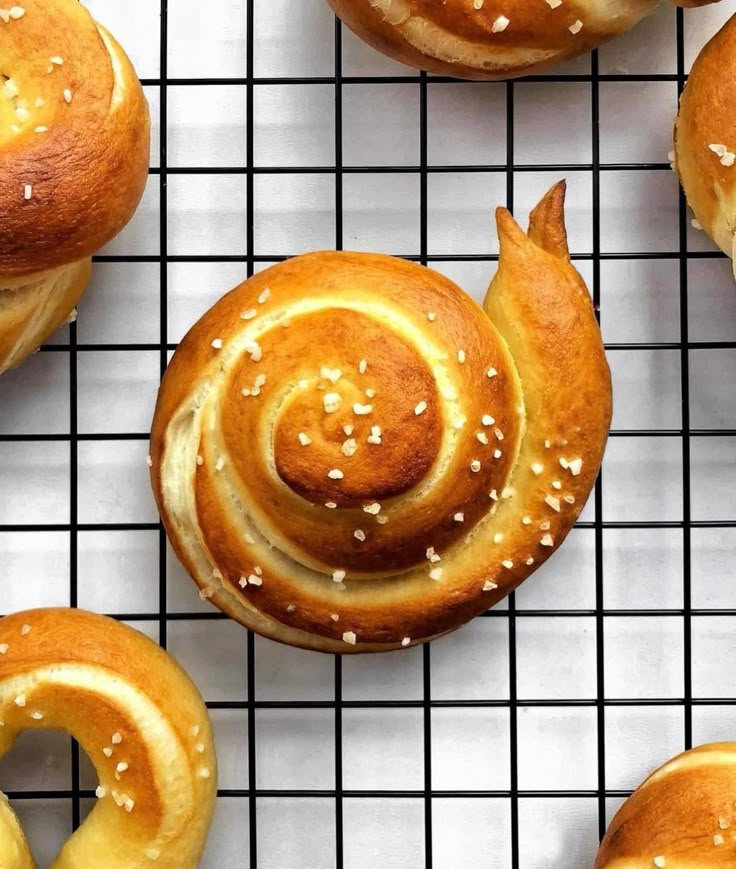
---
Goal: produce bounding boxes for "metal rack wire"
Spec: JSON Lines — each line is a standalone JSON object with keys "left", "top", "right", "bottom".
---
{"left": 2, "top": 0, "right": 736, "bottom": 866}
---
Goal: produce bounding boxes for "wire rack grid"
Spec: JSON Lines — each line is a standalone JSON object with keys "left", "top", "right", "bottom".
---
{"left": 1, "top": 0, "right": 736, "bottom": 866}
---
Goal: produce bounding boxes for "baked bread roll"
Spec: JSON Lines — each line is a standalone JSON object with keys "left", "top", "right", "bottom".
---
{"left": 596, "top": 744, "right": 736, "bottom": 867}
{"left": 0, "top": 0, "right": 149, "bottom": 375}
{"left": 327, "top": 0, "right": 717, "bottom": 81}
{"left": 150, "top": 181, "right": 611, "bottom": 653}
{"left": 675, "top": 13, "right": 736, "bottom": 264}
{"left": 0, "top": 608, "right": 216, "bottom": 868}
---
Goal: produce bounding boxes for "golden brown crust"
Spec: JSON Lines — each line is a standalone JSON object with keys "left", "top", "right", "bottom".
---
{"left": 327, "top": 0, "right": 668, "bottom": 80}
{"left": 481, "top": 181, "right": 612, "bottom": 601}
{"left": 0, "top": 608, "right": 216, "bottom": 868}
{"left": 596, "top": 744, "right": 736, "bottom": 868}
{"left": 0, "top": 0, "right": 150, "bottom": 373}
{"left": 675, "top": 13, "right": 736, "bottom": 260}
{"left": 0, "top": 259, "right": 91, "bottom": 373}
{"left": 150, "top": 181, "right": 611, "bottom": 653}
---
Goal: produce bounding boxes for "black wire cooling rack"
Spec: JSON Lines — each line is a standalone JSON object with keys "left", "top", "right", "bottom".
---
{"left": 2, "top": 1, "right": 736, "bottom": 866}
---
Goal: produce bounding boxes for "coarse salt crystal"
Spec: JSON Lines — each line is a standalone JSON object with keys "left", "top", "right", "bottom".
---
{"left": 323, "top": 392, "right": 342, "bottom": 413}
{"left": 567, "top": 458, "right": 583, "bottom": 476}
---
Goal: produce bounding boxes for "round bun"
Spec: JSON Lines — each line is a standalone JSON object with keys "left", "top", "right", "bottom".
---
{"left": 0, "top": 0, "right": 150, "bottom": 374}
{"left": 675, "top": 14, "right": 736, "bottom": 262}
{"left": 150, "top": 181, "right": 611, "bottom": 654}
{"left": 326, "top": 0, "right": 716, "bottom": 81}
{"left": 0, "top": 608, "right": 216, "bottom": 867}
{"left": 596, "top": 743, "right": 736, "bottom": 867}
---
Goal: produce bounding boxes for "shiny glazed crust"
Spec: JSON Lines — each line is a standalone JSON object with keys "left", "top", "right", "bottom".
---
{"left": 326, "top": 0, "right": 715, "bottom": 80}
{"left": 150, "top": 182, "right": 612, "bottom": 653}
{"left": 0, "top": 0, "right": 150, "bottom": 373}
{"left": 595, "top": 744, "right": 736, "bottom": 867}
{"left": 0, "top": 609, "right": 216, "bottom": 868}
{"left": 675, "top": 13, "right": 736, "bottom": 260}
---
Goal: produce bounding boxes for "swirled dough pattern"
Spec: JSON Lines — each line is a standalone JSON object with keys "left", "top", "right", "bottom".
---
{"left": 151, "top": 182, "right": 612, "bottom": 653}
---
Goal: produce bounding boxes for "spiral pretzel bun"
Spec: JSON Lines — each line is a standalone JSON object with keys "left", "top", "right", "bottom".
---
{"left": 150, "top": 181, "right": 611, "bottom": 653}
{"left": 0, "top": 608, "right": 216, "bottom": 867}
{"left": 596, "top": 744, "right": 736, "bottom": 867}
{"left": 326, "top": 0, "right": 717, "bottom": 81}
{"left": 0, "top": 0, "right": 150, "bottom": 374}
{"left": 675, "top": 14, "right": 736, "bottom": 265}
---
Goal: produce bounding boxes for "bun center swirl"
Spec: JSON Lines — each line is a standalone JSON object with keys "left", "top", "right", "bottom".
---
{"left": 200, "top": 287, "right": 522, "bottom": 576}
{"left": 269, "top": 309, "right": 443, "bottom": 503}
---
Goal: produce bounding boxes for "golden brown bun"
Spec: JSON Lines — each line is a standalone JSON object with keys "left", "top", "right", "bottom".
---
{"left": 675, "top": 14, "right": 736, "bottom": 262}
{"left": 596, "top": 744, "right": 736, "bottom": 868}
{"left": 0, "top": 0, "right": 150, "bottom": 374}
{"left": 0, "top": 608, "right": 216, "bottom": 868}
{"left": 150, "top": 181, "right": 612, "bottom": 653}
{"left": 326, "top": 0, "right": 716, "bottom": 80}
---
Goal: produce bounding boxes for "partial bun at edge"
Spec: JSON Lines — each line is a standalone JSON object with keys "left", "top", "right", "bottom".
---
{"left": 675, "top": 13, "right": 736, "bottom": 264}
{"left": 596, "top": 744, "right": 736, "bottom": 867}
{"left": 326, "top": 0, "right": 717, "bottom": 81}
{"left": 0, "top": 608, "right": 216, "bottom": 867}
{"left": 0, "top": 0, "right": 150, "bottom": 374}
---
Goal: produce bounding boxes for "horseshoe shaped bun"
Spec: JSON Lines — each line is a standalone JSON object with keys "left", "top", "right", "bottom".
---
{"left": 0, "top": 0, "right": 150, "bottom": 374}
{"left": 150, "top": 182, "right": 612, "bottom": 653}
{"left": 326, "top": 0, "right": 718, "bottom": 81}
{"left": 0, "top": 608, "right": 217, "bottom": 868}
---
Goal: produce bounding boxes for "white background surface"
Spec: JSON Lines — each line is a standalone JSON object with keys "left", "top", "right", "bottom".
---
{"left": 1, "top": 0, "right": 736, "bottom": 867}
